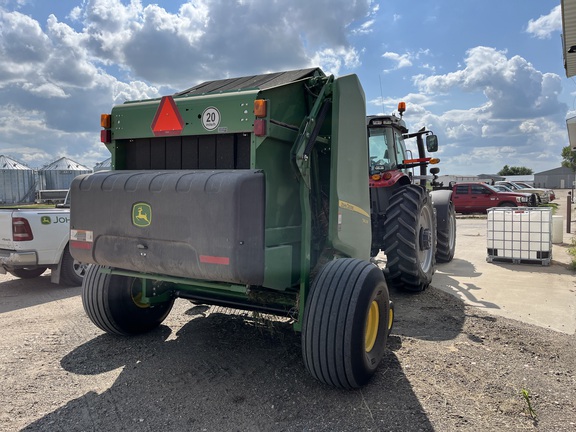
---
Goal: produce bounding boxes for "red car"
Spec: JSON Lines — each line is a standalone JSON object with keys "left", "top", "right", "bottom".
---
{"left": 451, "top": 182, "right": 530, "bottom": 213}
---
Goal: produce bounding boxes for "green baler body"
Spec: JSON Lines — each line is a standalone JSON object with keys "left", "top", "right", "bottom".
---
{"left": 71, "top": 68, "right": 370, "bottom": 316}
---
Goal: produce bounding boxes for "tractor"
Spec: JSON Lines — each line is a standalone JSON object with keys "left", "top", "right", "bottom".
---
{"left": 367, "top": 103, "right": 456, "bottom": 292}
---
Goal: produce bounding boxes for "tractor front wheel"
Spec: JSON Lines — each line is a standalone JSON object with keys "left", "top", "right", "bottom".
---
{"left": 436, "top": 201, "right": 456, "bottom": 263}
{"left": 82, "top": 264, "right": 174, "bottom": 335}
{"left": 382, "top": 185, "right": 436, "bottom": 292}
{"left": 302, "top": 258, "right": 390, "bottom": 389}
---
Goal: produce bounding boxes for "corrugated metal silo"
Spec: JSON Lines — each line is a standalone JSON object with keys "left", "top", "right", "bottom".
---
{"left": 0, "top": 155, "right": 36, "bottom": 204}
{"left": 39, "top": 157, "right": 92, "bottom": 190}
{"left": 94, "top": 157, "right": 111, "bottom": 172}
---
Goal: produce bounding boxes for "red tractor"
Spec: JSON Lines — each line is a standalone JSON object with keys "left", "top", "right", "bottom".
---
{"left": 368, "top": 103, "right": 456, "bottom": 292}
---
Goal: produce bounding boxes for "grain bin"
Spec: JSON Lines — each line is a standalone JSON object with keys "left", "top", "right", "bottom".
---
{"left": 0, "top": 155, "right": 36, "bottom": 204}
{"left": 38, "top": 157, "right": 92, "bottom": 190}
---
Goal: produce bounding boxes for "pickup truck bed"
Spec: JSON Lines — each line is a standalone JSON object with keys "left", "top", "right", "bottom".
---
{"left": 0, "top": 207, "right": 85, "bottom": 285}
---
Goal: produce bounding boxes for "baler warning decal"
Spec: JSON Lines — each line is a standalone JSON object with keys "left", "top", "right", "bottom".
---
{"left": 338, "top": 200, "right": 370, "bottom": 218}
{"left": 132, "top": 203, "right": 152, "bottom": 227}
{"left": 151, "top": 95, "right": 184, "bottom": 136}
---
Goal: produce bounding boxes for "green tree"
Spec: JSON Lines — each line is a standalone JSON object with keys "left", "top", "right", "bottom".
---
{"left": 497, "top": 165, "right": 534, "bottom": 176}
{"left": 561, "top": 146, "right": 576, "bottom": 171}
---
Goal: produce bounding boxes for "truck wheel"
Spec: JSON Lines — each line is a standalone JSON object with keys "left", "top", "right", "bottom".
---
{"left": 9, "top": 267, "right": 48, "bottom": 279}
{"left": 82, "top": 264, "right": 175, "bottom": 335}
{"left": 436, "top": 201, "right": 456, "bottom": 263}
{"left": 301, "top": 258, "right": 390, "bottom": 389}
{"left": 59, "top": 246, "right": 87, "bottom": 286}
{"left": 498, "top": 201, "right": 517, "bottom": 207}
{"left": 382, "top": 185, "right": 436, "bottom": 292}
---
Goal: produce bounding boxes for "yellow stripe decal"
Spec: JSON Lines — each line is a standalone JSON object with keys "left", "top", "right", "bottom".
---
{"left": 339, "top": 200, "right": 370, "bottom": 218}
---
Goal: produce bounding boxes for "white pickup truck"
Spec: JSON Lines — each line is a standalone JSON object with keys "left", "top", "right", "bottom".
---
{"left": 0, "top": 196, "right": 86, "bottom": 286}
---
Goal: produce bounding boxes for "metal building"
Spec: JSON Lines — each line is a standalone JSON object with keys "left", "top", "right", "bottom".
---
{"left": 0, "top": 155, "right": 36, "bottom": 204}
{"left": 38, "top": 157, "right": 92, "bottom": 190}
{"left": 94, "top": 157, "right": 111, "bottom": 172}
{"left": 534, "top": 166, "right": 575, "bottom": 189}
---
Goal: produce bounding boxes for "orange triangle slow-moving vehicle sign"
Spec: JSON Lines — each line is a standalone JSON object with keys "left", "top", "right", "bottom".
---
{"left": 151, "top": 96, "right": 184, "bottom": 136}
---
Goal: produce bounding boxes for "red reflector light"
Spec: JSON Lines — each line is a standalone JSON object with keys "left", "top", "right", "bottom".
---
{"left": 12, "top": 217, "right": 33, "bottom": 241}
{"left": 101, "top": 129, "right": 111, "bottom": 143}
{"left": 254, "top": 119, "right": 266, "bottom": 136}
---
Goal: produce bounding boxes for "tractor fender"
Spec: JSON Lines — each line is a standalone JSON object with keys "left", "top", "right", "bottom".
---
{"left": 429, "top": 189, "right": 453, "bottom": 232}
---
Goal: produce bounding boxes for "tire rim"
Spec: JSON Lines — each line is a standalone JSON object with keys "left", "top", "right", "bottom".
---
{"left": 418, "top": 204, "right": 434, "bottom": 273}
{"left": 73, "top": 260, "right": 88, "bottom": 279}
{"left": 448, "top": 210, "right": 456, "bottom": 251}
{"left": 388, "top": 307, "right": 394, "bottom": 333}
{"left": 365, "top": 301, "right": 380, "bottom": 352}
{"left": 129, "top": 279, "right": 150, "bottom": 309}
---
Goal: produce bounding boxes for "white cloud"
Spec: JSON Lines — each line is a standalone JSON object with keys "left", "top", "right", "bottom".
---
{"left": 526, "top": 5, "right": 561, "bottom": 39}
{"left": 382, "top": 49, "right": 431, "bottom": 72}
{"left": 0, "top": 0, "right": 374, "bottom": 167}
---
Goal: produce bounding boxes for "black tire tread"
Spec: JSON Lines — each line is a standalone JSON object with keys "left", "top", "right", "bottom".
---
{"left": 436, "top": 202, "right": 456, "bottom": 263}
{"left": 302, "top": 258, "right": 389, "bottom": 389}
{"left": 9, "top": 267, "right": 47, "bottom": 279}
{"left": 59, "top": 246, "right": 84, "bottom": 286}
{"left": 382, "top": 185, "right": 436, "bottom": 292}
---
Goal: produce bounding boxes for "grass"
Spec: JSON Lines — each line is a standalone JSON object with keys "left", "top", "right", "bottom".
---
{"left": 521, "top": 388, "right": 537, "bottom": 420}
{"left": 568, "top": 237, "right": 576, "bottom": 271}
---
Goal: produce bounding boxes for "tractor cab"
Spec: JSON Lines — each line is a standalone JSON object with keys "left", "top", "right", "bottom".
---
{"left": 367, "top": 114, "right": 409, "bottom": 176}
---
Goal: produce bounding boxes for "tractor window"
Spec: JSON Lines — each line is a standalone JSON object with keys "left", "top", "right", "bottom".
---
{"left": 368, "top": 129, "right": 393, "bottom": 170}
{"left": 393, "top": 131, "right": 407, "bottom": 170}
{"left": 368, "top": 128, "right": 395, "bottom": 170}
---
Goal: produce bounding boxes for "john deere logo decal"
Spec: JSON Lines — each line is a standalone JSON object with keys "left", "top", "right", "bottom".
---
{"left": 41, "top": 216, "right": 51, "bottom": 225}
{"left": 132, "top": 203, "right": 151, "bottom": 227}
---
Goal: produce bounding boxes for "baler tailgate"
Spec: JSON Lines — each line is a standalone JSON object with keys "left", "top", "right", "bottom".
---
{"left": 70, "top": 170, "right": 265, "bottom": 285}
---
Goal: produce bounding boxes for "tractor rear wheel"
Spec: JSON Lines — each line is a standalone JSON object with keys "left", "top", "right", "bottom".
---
{"left": 436, "top": 201, "right": 456, "bottom": 263}
{"left": 301, "top": 258, "right": 390, "bottom": 389}
{"left": 382, "top": 185, "right": 436, "bottom": 292}
{"left": 82, "top": 264, "right": 174, "bottom": 335}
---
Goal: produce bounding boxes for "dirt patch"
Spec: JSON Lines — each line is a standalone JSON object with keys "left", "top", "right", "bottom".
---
{"left": 1, "top": 270, "right": 575, "bottom": 432}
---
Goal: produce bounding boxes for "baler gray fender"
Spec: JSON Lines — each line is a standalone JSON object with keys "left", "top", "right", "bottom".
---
{"left": 430, "top": 189, "right": 453, "bottom": 232}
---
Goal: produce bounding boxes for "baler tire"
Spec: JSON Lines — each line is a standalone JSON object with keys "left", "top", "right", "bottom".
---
{"left": 387, "top": 301, "right": 395, "bottom": 337}
{"left": 59, "top": 246, "right": 87, "bottom": 286}
{"left": 436, "top": 201, "right": 456, "bottom": 263}
{"left": 82, "top": 264, "right": 174, "bottom": 335}
{"left": 301, "top": 258, "right": 390, "bottom": 389}
{"left": 382, "top": 185, "right": 436, "bottom": 292}
{"left": 9, "top": 267, "right": 47, "bottom": 279}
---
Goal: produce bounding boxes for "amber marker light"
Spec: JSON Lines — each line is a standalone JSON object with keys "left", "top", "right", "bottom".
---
{"left": 371, "top": 174, "right": 381, "bottom": 181}
{"left": 100, "top": 114, "right": 111, "bottom": 128}
{"left": 430, "top": 158, "right": 440, "bottom": 164}
{"left": 254, "top": 99, "right": 267, "bottom": 117}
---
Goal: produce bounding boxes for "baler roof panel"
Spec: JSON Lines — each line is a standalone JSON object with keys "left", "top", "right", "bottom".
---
{"left": 176, "top": 68, "right": 323, "bottom": 97}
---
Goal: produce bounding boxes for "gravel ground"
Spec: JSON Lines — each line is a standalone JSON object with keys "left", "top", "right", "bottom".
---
{"left": 1, "top": 264, "right": 575, "bottom": 431}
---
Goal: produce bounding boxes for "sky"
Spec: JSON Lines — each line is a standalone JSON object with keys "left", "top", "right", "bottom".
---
{"left": 0, "top": 0, "right": 573, "bottom": 175}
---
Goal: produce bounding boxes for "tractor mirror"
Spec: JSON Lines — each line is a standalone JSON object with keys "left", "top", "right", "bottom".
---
{"left": 426, "top": 135, "right": 438, "bottom": 152}
{"left": 430, "top": 167, "right": 440, "bottom": 175}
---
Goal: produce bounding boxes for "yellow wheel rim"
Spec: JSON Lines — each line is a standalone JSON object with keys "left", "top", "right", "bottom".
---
{"left": 388, "top": 307, "right": 394, "bottom": 333}
{"left": 365, "top": 301, "right": 380, "bottom": 352}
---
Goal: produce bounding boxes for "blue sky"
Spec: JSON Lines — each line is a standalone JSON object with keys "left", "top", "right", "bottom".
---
{"left": 0, "top": 0, "right": 572, "bottom": 175}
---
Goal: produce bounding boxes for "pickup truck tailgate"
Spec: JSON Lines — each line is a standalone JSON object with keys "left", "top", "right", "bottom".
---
{"left": 0, "top": 211, "right": 15, "bottom": 249}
